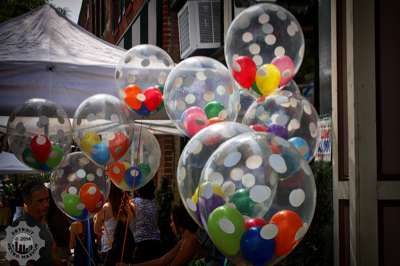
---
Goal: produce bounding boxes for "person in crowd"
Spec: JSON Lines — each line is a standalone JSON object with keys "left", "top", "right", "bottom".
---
{"left": 11, "top": 180, "right": 56, "bottom": 266}
{"left": 94, "top": 183, "right": 136, "bottom": 265}
{"left": 118, "top": 203, "right": 206, "bottom": 266}
{"left": 70, "top": 220, "right": 101, "bottom": 266}
{"left": 129, "top": 181, "right": 161, "bottom": 263}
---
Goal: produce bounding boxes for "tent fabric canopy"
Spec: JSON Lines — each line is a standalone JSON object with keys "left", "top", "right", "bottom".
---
{"left": 0, "top": 5, "right": 180, "bottom": 135}
{"left": 0, "top": 4, "right": 126, "bottom": 116}
{"left": 0, "top": 152, "right": 34, "bottom": 174}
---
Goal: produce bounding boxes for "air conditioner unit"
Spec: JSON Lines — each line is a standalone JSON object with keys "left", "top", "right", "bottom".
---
{"left": 178, "top": 0, "right": 221, "bottom": 59}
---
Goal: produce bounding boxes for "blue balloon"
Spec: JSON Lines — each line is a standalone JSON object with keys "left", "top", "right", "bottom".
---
{"left": 240, "top": 227, "right": 275, "bottom": 266}
{"left": 135, "top": 104, "right": 151, "bottom": 116}
{"left": 278, "top": 149, "right": 301, "bottom": 180}
{"left": 125, "top": 166, "right": 142, "bottom": 187}
{"left": 91, "top": 143, "right": 110, "bottom": 165}
{"left": 289, "top": 137, "right": 311, "bottom": 161}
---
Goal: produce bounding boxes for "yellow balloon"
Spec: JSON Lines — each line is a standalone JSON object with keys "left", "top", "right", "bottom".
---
{"left": 192, "top": 182, "right": 224, "bottom": 205}
{"left": 80, "top": 132, "right": 101, "bottom": 154}
{"left": 255, "top": 64, "right": 281, "bottom": 96}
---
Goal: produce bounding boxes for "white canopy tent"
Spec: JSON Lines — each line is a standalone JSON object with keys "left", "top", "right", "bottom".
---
{"left": 0, "top": 152, "right": 34, "bottom": 174}
{"left": 0, "top": 4, "right": 180, "bottom": 135}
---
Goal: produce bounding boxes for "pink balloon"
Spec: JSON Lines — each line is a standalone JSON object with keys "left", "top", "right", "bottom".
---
{"left": 272, "top": 56, "right": 295, "bottom": 87}
{"left": 182, "top": 107, "right": 208, "bottom": 137}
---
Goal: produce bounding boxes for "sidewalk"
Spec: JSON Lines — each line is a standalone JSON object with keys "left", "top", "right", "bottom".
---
{"left": 0, "top": 230, "right": 9, "bottom": 266}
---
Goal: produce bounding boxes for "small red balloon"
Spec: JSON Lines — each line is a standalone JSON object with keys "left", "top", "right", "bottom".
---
{"left": 30, "top": 135, "right": 51, "bottom": 163}
{"left": 143, "top": 86, "right": 163, "bottom": 112}
{"left": 124, "top": 84, "right": 142, "bottom": 110}
{"left": 232, "top": 56, "right": 257, "bottom": 88}
{"left": 183, "top": 112, "right": 208, "bottom": 137}
{"left": 270, "top": 210, "right": 303, "bottom": 256}
{"left": 79, "top": 183, "right": 102, "bottom": 213}
{"left": 245, "top": 218, "right": 267, "bottom": 230}
{"left": 109, "top": 132, "right": 129, "bottom": 160}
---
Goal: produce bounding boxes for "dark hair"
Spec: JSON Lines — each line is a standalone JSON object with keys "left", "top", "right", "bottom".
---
{"left": 136, "top": 181, "right": 155, "bottom": 200}
{"left": 107, "top": 183, "right": 124, "bottom": 218}
{"left": 172, "top": 204, "right": 198, "bottom": 233}
{"left": 21, "top": 180, "right": 46, "bottom": 203}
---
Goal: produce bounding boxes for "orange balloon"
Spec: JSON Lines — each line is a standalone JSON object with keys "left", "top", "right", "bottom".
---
{"left": 124, "top": 84, "right": 142, "bottom": 110}
{"left": 79, "top": 183, "right": 102, "bottom": 213}
{"left": 270, "top": 210, "right": 303, "bottom": 256}
{"left": 106, "top": 161, "right": 126, "bottom": 183}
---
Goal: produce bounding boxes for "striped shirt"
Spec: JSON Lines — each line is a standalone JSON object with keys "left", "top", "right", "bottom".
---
{"left": 129, "top": 198, "right": 160, "bottom": 243}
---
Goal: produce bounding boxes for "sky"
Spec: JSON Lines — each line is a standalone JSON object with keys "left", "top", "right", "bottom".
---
{"left": 50, "top": 0, "right": 83, "bottom": 23}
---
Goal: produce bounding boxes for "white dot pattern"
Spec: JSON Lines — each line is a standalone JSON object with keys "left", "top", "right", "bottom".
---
{"left": 224, "top": 151, "right": 242, "bottom": 167}
{"left": 260, "top": 224, "right": 278, "bottom": 240}
{"left": 289, "top": 189, "right": 306, "bottom": 207}
{"left": 274, "top": 46, "right": 286, "bottom": 57}
{"left": 246, "top": 155, "right": 263, "bottom": 169}
{"left": 219, "top": 218, "right": 235, "bottom": 234}
{"left": 250, "top": 185, "right": 271, "bottom": 203}
{"left": 269, "top": 154, "right": 287, "bottom": 173}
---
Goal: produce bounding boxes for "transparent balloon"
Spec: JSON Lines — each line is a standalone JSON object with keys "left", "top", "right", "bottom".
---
{"left": 73, "top": 94, "right": 132, "bottom": 166}
{"left": 198, "top": 132, "right": 316, "bottom": 265}
{"left": 237, "top": 90, "right": 257, "bottom": 123}
{"left": 115, "top": 44, "right": 175, "bottom": 116}
{"left": 177, "top": 122, "right": 253, "bottom": 227}
{"left": 225, "top": 4, "right": 304, "bottom": 96}
{"left": 106, "top": 125, "right": 161, "bottom": 191}
{"left": 243, "top": 89, "right": 319, "bottom": 161}
{"left": 164, "top": 56, "right": 240, "bottom": 138}
{"left": 50, "top": 152, "right": 111, "bottom": 221}
{"left": 6, "top": 98, "right": 72, "bottom": 173}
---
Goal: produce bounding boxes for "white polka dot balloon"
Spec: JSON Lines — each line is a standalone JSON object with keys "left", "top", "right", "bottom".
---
{"left": 51, "top": 152, "right": 110, "bottom": 221}
{"left": 106, "top": 125, "right": 161, "bottom": 191}
{"left": 164, "top": 56, "right": 240, "bottom": 138}
{"left": 225, "top": 4, "right": 304, "bottom": 96}
{"left": 199, "top": 132, "right": 316, "bottom": 265}
{"left": 73, "top": 94, "right": 132, "bottom": 166}
{"left": 243, "top": 88, "right": 320, "bottom": 161}
{"left": 115, "top": 44, "right": 174, "bottom": 116}
{"left": 6, "top": 98, "right": 72, "bottom": 173}
{"left": 177, "top": 122, "right": 253, "bottom": 227}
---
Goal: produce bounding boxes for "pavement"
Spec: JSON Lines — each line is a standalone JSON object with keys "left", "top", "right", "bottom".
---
{"left": 0, "top": 230, "right": 9, "bottom": 266}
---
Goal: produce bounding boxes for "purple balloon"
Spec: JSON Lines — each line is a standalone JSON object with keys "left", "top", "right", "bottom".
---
{"left": 267, "top": 124, "right": 289, "bottom": 139}
{"left": 197, "top": 194, "right": 225, "bottom": 226}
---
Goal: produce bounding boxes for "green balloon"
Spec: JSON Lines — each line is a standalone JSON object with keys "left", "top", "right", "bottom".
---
{"left": 156, "top": 85, "right": 165, "bottom": 112}
{"left": 46, "top": 145, "right": 64, "bottom": 169}
{"left": 251, "top": 82, "right": 263, "bottom": 96}
{"left": 207, "top": 205, "right": 245, "bottom": 256}
{"left": 22, "top": 148, "right": 41, "bottom": 169}
{"left": 63, "top": 194, "right": 83, "bottom": 217}
{"left": 138, "top": 163, "right": 151, "bottom": 178}
{"left": 229, "top": 188, "right": 256, "bottom": 216}
{"left": 204, "top": 101, "right": 225, "bottom": 119}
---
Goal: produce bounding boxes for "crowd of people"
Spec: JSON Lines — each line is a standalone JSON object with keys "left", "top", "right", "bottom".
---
{"left": 1, "top": 178, "right": 227, "bottom": 266}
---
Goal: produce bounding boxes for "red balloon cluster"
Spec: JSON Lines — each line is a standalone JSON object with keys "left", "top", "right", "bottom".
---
{"left": 123, "top": 84, "right": 163, "bottom": 116}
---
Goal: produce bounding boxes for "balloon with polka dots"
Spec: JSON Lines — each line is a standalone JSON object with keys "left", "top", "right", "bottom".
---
{"left": 224, "top": 3, "right": 304, "bottom": 97}
{"left": 115, "top": 44, "right": 175, "bottom": 117}
{"left": 163, "top": 56, "right": 240, "bottom": 138}
{"left": 105, "top": 125, "right": 161, "bottom": 191}
{"left": 50, "top": 152, "right": 111, "bottom": 221}
{"left": 243, "top": 88, "right": 320, "bottom": 162}
{"left": 198, "top": 131, "right": 316, "bottom": 265}
{"left": 6, "top": 98, "right": 72, "bottom": 173}
{"left": 73, "top": 94, "right": 132, "bottom": 166}
{"left": 176, "top": 122, "right": 253, "bottom": 228}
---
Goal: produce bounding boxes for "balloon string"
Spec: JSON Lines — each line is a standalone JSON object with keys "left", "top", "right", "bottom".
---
{"left": 120, "top": 197, "right": 131, "bottom": 263}
{"left": 74, "top": 232, "right": 96, "bottom": 266}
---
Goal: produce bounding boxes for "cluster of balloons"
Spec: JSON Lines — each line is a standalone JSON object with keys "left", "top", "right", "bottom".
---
{"left": 6, "top": 99, "right": 72, "bottom": 173}
{"left": 106, "top": 125, "right": 160, "bottom": 191}
{"left": 50, "top": 152, "right": 110, "bottom": 220}
{"left": 163, "top": 57, "right": 240, "bottom": 137}
{"left": 196, "top": 132, "right": 316, "bottom": 266}
{"left": 225, "top": 4, "right": 304, "bottom": 98}
{"left": 115, "top": 44, "right": 174, "bottom": 116}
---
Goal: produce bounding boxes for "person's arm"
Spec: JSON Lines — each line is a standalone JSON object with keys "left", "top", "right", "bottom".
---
{"left": 93, "top": 207, "right": 105, "bottom": 236}
{"left": 170, "top": 233, "right": 201, "bottom": 266}
{"left": 116, "top": 241, "right": 182, "bottom": 266}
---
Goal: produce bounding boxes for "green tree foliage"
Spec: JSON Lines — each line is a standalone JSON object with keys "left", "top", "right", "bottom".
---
{"left": 0, "top": 0, "right": 47, "bottom": 23}
{"left": 0, "top": 0, "right": 69, "bottom": 24}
